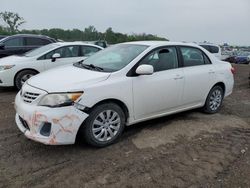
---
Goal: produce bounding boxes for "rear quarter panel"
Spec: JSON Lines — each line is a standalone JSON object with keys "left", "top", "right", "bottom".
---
{"left": 214, "top": 61, "right": 234, "bottom": 97}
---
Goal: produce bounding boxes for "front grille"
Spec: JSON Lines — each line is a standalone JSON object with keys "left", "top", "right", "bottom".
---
{"left": 22, "top": 92, "right": 40, "bottom": 103}
{"left": 19, "top": 116, "right": 30, "bottom": 130}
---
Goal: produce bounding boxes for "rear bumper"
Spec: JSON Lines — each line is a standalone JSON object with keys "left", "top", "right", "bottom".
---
{"left": 15, "top": 92, "right": 89, "bottom": 145}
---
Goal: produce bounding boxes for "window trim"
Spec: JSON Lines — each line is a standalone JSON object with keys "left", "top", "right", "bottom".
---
{"left": 177, "top": 45, "right": 212, "bottom": 68}
{"left": 126, "top": 45, "right": 181, "bottom": 77}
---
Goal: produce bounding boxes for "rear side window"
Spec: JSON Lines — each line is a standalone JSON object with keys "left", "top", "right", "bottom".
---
{"left": 81, "top": 46, "right": 100, "bottom": 57}
{"left": 4, "top": 38, "right": 24, "bottom": 47}
{"left": 210, "top": 46, "right": 219, "bottom": 53}
{"left": 200, "top": 45, "right": 219, "bottom": 54}
{"left": 25, "top": 37, "right": 51, "bottom": 46}
{"left": 139, "top": 47, "right": 178, "bottom": 72}
{"left": 180, "top": 47, "right": 211, "bottom": 67}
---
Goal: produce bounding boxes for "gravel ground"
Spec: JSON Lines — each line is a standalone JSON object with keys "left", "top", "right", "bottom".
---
{"left": 0, "top": 64, "right": 249, "bottom": 188}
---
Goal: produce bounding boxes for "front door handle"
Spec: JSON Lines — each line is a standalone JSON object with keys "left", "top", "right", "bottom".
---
{"left": 209, "top": 70, "right": 215, "bottom": 74}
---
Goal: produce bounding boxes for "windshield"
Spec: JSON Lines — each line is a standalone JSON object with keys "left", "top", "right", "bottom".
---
{"left": 24, "top": 43, "right": 60, "bottom": 57}
{"left": 76, "top": 44, "right": 148, "bottom": 72}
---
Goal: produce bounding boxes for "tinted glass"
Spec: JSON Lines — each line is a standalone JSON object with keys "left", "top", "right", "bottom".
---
{"left": 200, "top": 45, "right": 210, "bottom": 51}
{"left": 45, "top": 45, "right": 80, "bottom": 59}
{"left": 210, "top": 46, "right": 219, "bottom": 53}
{"left": 81, "top": 46, "right": 100, "bottom": 57}
{"left": 140, "top": 47, "right": 178, "bottom": 72}
{"left": 4, "top": 38, "right": 23, "bottom": 47}
{"left": 25, "top": 37, "right": 51, "bottom": 46}
{"left": 181, "top": 47, "right": 205, "bottom": 67}
{"left": 200, "top": 45, "right": 219, "bottom": 54}
{"left": 79, "top": 44, "right": 148, "bottom": 72}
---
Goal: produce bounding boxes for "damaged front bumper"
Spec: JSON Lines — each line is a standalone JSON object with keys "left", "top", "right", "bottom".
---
{"left": 15, "top": 90, "right": 89, "bottom": 145}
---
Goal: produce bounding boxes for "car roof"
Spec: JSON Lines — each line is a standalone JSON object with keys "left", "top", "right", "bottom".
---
{"left": 54, "top": 42, "right": 104, "bottom": 48}
{"left": 8, "top": 34, "right": 52, "bottom": 38}
{"left": 0, "top": 34, "right": 56, "bottom": 42}
{"left": 198, "top": 43, "right": 220, "bottom": 47}
{"left": 123, "top": 41, "right": 201, "bottom": 48}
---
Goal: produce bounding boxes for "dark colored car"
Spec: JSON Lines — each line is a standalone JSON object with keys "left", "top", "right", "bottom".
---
{"left": 0, "top": 35, "right": 8, "bottom": 40}
{"left": 0, "top": 34, "right": 57, "bottom": 58}
{"left": 224, "top": 56, "right": 237, "bottom": 64}
{"left": 224, "top": 52, "right": 250, "bottom": 64}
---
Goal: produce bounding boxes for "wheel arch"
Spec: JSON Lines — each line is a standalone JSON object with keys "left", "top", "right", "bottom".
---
{"left": 211, "top": 82, "right": 226, "bottom": 96}
{"left": 85, "top": 98, "right": 130, "bottom": 121}
{"left": 14, "top": 68, "right": 40, "bottom": 86}
{"left": 75, "top": 98, "right": 130, "bottom": 144}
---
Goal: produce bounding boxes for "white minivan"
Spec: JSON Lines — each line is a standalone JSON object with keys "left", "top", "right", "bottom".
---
{"left": 15, "top": 41, "right": 234, "bottom": 147}
{"left": 199, "top": 43, "right": 222, "bottom": 60}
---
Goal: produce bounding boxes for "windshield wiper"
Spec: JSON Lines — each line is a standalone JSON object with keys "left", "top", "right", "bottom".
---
{"left": 78, "top": 61, "right": 104, "bottom": 71}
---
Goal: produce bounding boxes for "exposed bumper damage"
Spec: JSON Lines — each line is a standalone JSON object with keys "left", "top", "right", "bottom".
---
{"left": 15, "top": 92, "right": 88, "bottom": 145}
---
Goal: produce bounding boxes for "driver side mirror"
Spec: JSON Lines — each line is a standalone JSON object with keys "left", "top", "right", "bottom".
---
{"left": 136, "top": 64, "right": 154, "bottom": 75}
{"left": 51, "top": 53, "right": 61, "bottom": 62}
{"left": 0, "top": 43, "right": 5, "bottom": 50}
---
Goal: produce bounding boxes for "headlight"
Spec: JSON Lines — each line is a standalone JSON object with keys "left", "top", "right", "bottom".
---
{"left": 0, "top": 65, "right": 15, "bottom": 71}
{"left": 38, "top": 92, "right": 83, "bottom": 107}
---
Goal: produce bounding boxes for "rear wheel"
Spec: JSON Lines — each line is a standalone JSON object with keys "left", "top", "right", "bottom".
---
{"left": 15, "top": 70, "right": 37, "bottom": 90}
{"left": 81, "top": 103, "right": 125, "bottom": 147}
{"left": 203, "top": 85, "right": 224, "bottom": 114}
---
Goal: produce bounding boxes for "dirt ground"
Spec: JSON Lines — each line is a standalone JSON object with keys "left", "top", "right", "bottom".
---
{"left": 0, "top": 64, "right": 249, "bottom": 188}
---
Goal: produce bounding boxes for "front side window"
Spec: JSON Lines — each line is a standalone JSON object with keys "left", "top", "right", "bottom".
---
{"left": 45, "top": 45, "right": 80, "bottom": 59}
{"left": 4, "top": 38, "right": 23, "bottom": 47}
{"left": 81, "top": 46, "right": 100, "bottom": 57}
{"left": 180, "top": 47, "right": 210, "bottom": 67}
{"left": 76, "top": 44, "right": 148, "bottom": 72}
{"left": 139, "top": 47, "right": 178, "bottom": 72}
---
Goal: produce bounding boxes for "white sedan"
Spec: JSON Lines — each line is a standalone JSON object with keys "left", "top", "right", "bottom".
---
{"left": 15, "top": 41, "right": 234, "bottom": 147}
{"left": 0, "top": 42, "right": 103, "bottom": 89}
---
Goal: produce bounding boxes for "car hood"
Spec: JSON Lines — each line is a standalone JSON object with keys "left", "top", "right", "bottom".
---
{"left": 0, "top": 55, "right": 32, "bottom": 65}
{"left": 27, "top": 65, "right": 111, "bottom": 93}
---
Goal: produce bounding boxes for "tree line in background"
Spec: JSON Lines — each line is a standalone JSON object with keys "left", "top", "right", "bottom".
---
{"left": 0, "top": 11, "right": 167, "bottom": 44}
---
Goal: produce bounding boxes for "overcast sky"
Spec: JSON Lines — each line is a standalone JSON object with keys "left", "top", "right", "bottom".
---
{"left": 1, "top": 0, "right": 250, "bottom": 45}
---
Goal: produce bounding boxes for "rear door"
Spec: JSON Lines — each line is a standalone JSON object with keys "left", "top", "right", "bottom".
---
{"left": 179, "top": 46, "right": 216, "bottom": 107}
{"left": 24, "top": 37, "right": 51, "bottom": 52}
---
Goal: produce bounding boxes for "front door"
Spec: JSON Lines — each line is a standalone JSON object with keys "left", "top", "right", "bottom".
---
{"left": 132, "top": 46, "right": 184, "bottom": 120}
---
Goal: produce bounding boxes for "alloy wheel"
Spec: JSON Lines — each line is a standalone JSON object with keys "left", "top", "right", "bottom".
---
{"left": 92, "top": 110, "right": 121, "bottom": 142}
{"left": 209, "top": 89, "right": 222, "bottom": 111}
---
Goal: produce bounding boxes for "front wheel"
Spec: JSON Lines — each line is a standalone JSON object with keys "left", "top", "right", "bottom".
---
{"left": 15, "top": 70, "right": 37, "bottom": 90}
{"left": 81, "top": 103, "right": 125, "bottom": 147}
{"left": 202, "top": 86, "right": 224, "bottom": 114}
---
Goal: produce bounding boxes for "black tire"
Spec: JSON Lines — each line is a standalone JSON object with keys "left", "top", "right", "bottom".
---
{"left": 81, "top": 103, "right": 125, "bottom": 147}
{"left": 15, "top": 70, "right": 37, "bottom": 90}
{"left": 202, "top": 85, "right": 224, "bottom": 114}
